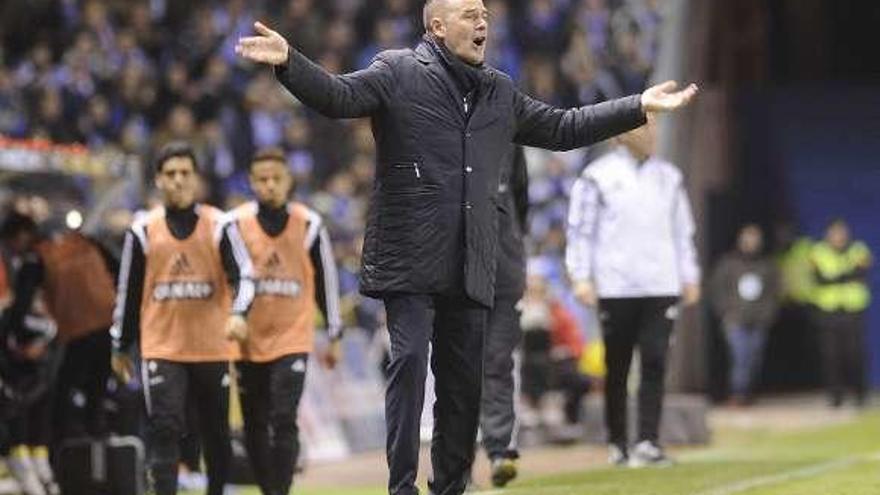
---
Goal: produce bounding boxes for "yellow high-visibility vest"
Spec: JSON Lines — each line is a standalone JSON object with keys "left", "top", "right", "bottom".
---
{"left": 778, "top": 237, "right": 817, "bottom": 304}
{"left": 811, "top": 241, "right": 872, "bottom": 313}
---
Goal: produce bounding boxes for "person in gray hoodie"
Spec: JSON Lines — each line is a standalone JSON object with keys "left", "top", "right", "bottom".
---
{"left": 710, "top": 224, "right": 781, "bottom": 405}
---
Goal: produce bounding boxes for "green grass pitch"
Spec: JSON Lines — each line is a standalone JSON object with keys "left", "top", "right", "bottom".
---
{"left": 187, "top": 411, "right": 880, "bottom": 495}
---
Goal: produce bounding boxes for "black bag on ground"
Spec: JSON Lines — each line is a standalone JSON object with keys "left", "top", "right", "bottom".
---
{"left": 57, "top": 436, "right": 145, "bottom": 495}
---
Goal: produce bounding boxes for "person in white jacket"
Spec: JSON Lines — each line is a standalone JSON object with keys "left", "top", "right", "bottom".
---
{"left": 565, "top": 118, "right": 700, "bottom": 467}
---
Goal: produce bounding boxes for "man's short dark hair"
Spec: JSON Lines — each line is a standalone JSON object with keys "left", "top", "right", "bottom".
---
{"left": 0, "top": 211, "right": 38, "bottom": 240}
{"left": 155, "top": 141, "right": 198, "bottom": 174}
{"left": 827, "top": 217, "right": 848, "bottom": 230}
{"left": 249, "top": 147, "right": 287, "bottom": 172}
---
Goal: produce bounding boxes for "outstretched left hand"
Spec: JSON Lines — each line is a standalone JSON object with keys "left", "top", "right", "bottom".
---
{"left": 641, "top": 81, "right": 699, "bottom": 113}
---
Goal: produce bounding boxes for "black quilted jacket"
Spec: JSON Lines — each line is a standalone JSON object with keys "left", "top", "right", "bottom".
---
{"left": 275, "top": 39, "right": 646, "bottom": 306}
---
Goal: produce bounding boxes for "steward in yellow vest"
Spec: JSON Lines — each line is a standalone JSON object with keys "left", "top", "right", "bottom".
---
{"left": 810, "top": 219, "right": 873, "bottom": 407}
{"left": 811, "top": 241, "right": 871, "bottom": 313}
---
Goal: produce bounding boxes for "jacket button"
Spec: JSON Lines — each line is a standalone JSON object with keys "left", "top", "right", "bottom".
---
{"left": 465, "top": 166, "right": 473, "bottom": 173}
{"left": 465, "top": 132, "right": 472, "bottom": 138}
{"left": 464, "top": 201, "right": 473, "bottom": 210}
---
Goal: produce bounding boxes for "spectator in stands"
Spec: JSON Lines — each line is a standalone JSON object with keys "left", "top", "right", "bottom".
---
{"left": 561, "top": 27, "right": 616, "bottom": 104}
{"left": 710, "top": 224, "right": 781, "bottom": 406}
{"left": 608, "top": 11, "right": 651, "bottom": 96}
{"left": 77, "top": 95, "right": 119, "bottom": 148}
{"left": 33, "top": 89, "right": 77, "bottom": 144}
{"left": 573, "top": 0, "right": 612, "bottom": 58}
{"left": 519, "top": 271, "right": 591, "bottom": 436}
{"left": 356, "top": 17, "right": 404, "bottom": 69}
{"left": 522, "top": 57, "right": 568, "bottom": 106}
{"left": 11, "top": 42, "right": 55, "bottom": 95}
{"left": 0, "top": 68, "right": 28, "bottom": 137}
{"left": 518, "top": 0, "right": 568, "bottom": 56}
{"left": 278, "top": 0, "right": 328, "bottom": 60}
{"left": 483, "top": 0, "right": 520, "bottom": 79}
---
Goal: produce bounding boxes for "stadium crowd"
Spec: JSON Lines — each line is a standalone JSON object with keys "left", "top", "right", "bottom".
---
{"left": 0, "top": 0, "right": 663, "bottom": 305}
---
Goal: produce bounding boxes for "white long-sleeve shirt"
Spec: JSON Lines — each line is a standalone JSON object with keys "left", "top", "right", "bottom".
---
{"left": 565, "top": 147, "right": 700, "bottom": 298}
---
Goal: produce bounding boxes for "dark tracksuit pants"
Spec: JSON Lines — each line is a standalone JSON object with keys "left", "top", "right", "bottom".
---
{"left": 5, "top": 349, "right": 56, "bottom": 449}
{"left": 143, "top": 360, "right": 231, "bottom": 495}
{"left": 383, "top": 293, "right": 487, "bottom": 495}
{"left": 7, "top": 391, "right": 52, "bottom": 447}
{"left": 237, "top": 353, "right": 309, "bottom": 495}
{"left": 816, "top": 310, "right": 867, "bottom": 405}
{"left": 479, "top": 293, "right": 522, "bottom": 461}
{"left": 179, "top": 398, "right": 202, "bottom": 473}
{"left": 53, "top": 329, "right": 111, "bottom": 441}
{"left": 599, "top": 297, "right": 677, "bottom": 447}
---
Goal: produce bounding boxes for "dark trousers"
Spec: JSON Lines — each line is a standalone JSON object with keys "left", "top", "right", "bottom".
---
{"left": 180, "top": 399, "right": 202, "bottom": 472}
{"left": 53, "top": 329, "right": 111, "bottom": 441}
{"left": 4, "top": 348, "right": 57, "bottom": 449}
{"left": 237, "top": 353, "right": 308, "bottom": 495}
{"left": 554, "top": 358, "right": 591, "bottom": 425}
{"left": 383, "top": 293, "right": 486, "bottom": 495}
{"left": 599, "top": 297, "right": 677, "bottom": 446}
{"left": 480, "top": 294, "right": 522, "bottom": 461}
{"left": 521, "top": 330, "right": 552, "bottom": 404}
{"left": 816, "top": 310, "right": 867, "bottom": 405}
{"left": 7, "top": 391, "right": 52, "bottom": 447}
{"left": 519, "top": 341, "right": 589, "bottom": 424}
{"left": 143, "top": 360, "right": 230, "bottom": 495}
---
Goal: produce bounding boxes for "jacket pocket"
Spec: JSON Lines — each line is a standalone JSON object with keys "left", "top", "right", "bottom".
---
{"left": 382, "top": 161, "right": 424, "bottom": 190}
{"left": 376, "top": 183, "right": 440, "bottom": 263}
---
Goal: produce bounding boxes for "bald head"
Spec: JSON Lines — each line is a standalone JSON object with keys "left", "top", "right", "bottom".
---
{"left": 423, "top": 0, "right": 489, "bottom": 65}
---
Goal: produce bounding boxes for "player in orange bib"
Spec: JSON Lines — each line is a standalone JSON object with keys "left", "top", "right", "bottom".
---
{"left": 226, "top": 148, "right": 342, "bottom": 495}
{"left": 109, "top": 142, "right": 255, "bottom": 495}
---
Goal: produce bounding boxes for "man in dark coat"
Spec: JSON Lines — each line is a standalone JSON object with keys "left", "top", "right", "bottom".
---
{"left": 236, "top": 1, "right": 697, "bottom": 493}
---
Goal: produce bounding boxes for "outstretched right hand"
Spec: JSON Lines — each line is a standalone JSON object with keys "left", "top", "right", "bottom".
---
{"left": 641, "top": 80, "right": 699, "bottom": 114}
{"left": 235, "top": 21, "right": 289, "bottom": 66}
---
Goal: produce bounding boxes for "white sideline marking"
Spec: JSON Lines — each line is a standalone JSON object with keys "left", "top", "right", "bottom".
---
{"left": 473, "top": 452, "right": 880, "bottom": 495}
{"left": 696, "top": 453, "right": 879, "bottom": 495}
